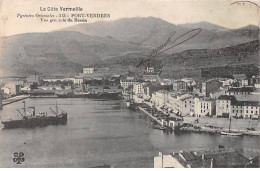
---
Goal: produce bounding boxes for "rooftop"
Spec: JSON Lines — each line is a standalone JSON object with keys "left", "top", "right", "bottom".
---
{"left": 234, "top": 101, "right": 260, "bottom": 107}
{"left": 228, "top": 87, "right": 255, "bottom": 92}
{"left": 174, "top": 149, "right": 250, "bottom": 168}
{"left": 218, "top": 95, "right": 237, "bottom": 104}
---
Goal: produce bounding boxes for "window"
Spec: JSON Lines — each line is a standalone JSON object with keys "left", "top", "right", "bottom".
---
{"left": 241, "top": 110, "right": 242, "bottom": 113}
{"left": 227, "top": 105, "right": 229, "bottom": 108}
{"left": 246, "top": 110, "right": 248, "bottom": 113}
{"left": 233, "top": 110, "right": 234, "bottom": 113}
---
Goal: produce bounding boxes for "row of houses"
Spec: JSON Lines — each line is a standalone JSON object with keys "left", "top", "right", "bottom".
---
{"left": 120, "top": 72, "right": 260, "bottom": 119}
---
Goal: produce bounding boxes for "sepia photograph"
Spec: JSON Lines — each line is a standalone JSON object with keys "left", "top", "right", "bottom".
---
{"left": 0, "top": 0, "right": 259, "bottom": 168}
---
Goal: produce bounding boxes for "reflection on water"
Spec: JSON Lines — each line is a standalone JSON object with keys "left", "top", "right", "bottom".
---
{"left": 0, "top": 98, "right": 259, "bottom": 168}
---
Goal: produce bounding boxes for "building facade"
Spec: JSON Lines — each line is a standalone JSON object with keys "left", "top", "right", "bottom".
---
{"left": 83, "top": 67, "right": 94, "bottom": 74}
{"left": 201, "top": 79, "right": 222, "bottom": 97}
{"left": 120, "top": 77, "right": 136, "bottom": 89}
{"left": 133, "top": 82, "right": 145, "bottom": 95}
{"left": 194, "top": 97, "right": 216, "bottom": 117}
{"left": 216, "top": 95, "right": 259, "bottom": 118}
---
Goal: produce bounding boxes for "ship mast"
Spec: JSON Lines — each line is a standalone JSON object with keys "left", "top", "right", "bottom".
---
{"left": 56, "top": 100, "right": 58, "bottom": 115}
{"left": 22, "top": 101, "right": 26, "bottom": 116}
{"left": 229, "top": 117, "right": 231, "bottom": 133}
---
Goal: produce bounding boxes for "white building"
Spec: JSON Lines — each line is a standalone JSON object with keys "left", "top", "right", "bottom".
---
{"left": 83, "top": 67, "right": 94, "bottom": 74}
{"left": 160, "top": 117, "right": 184, "bottom": 129}
{"left": 216, "top": 95, "right": 259, "bottom": 119}
{"left": 3, "top": 83, "right": 20, "bottom": 95}
{"left": 216, "top": 95, "right": 235, "bottom": 118}
{"left": 242, "top": 79, "right": 249, "bottom": 87}
{"left": 1, "top": 87, "right": 10, "bottom": 95}
{"left": 219, "top": 78, "right": 235, "bottom": 86}
{"left": 154, "top": 152, "right": 184, "bottom": 168}
{"left": 147, "top": 67, "right": 155, "bottom": 73}
{"left": 167, "top": 93, "right": 194, "bottom": 116}
{"left": 194, "top": 97, "right": 216, "bottom": 117}
{"left": 74, "top": 76, "right": 84, "bottom": 85}
{"left": 120, "top": 77, "right": 136, "bottom": 89}
{"left": 133, "top": 82, "right": 145, "bottom": 95}
{"left": 21, "top": 86, "right": 31, "bottom": 91}
{"left": 151, "top": 90, "right": 169, "bottom": 107}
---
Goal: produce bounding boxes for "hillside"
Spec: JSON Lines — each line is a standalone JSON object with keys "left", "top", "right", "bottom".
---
{"left": 94, "top": 40, "right": 259, "bottom": 79}
{"left": 62, "top": 17, "right": 259, "bottom": 52}
{"left": 0, "top": 17, "right": 258, "bottom": 77}
{"left": 178, "top": 22, "right": 229, "bottom": 31}
{"left": 0, "top": 31, "right": 146, "bottom": 76}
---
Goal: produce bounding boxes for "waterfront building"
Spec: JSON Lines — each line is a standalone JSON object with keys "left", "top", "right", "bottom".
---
{"left": 120, "top": 76, "right": 136, "bottom": 89}
{"left": 194, "top": 97, "right": 216, "bottom": 117}
{"left": 133, "top": 82, "right": 145, "bottom": 95}
{"left": 42, "top": 76, "right": 74, "bottom": 83}
{"left": 216, "top": 95, "right": 259, "bottom": 118}
{"left": 143, "top": 84, "right": 172, "bottom": 99}
{"left": 1, "top": 87, "right": 10, "bottom": 97}
{"left": 167, "top": 93, "right": 194, "bottom": 116}
{"left": 151, "top": 90, "right": 169, "bottom": 107}
{"left": 83, "top": 67, "right": 94, "bottom": 74}
{"left": 74, "top": 76, "right": 84, "bottom": 85}
{"left": 154, "top": 149, "right": 250, "bottom": 168}
{"left": 160, "top": 117, "right": 184, "bottom": 128}
{"left": 216, "top": 95, "right": 238, "bottom": 118}
{"left": 201, "top": 79, "right": 222, "bottom": 97}
{"left": 2, "top": 83, "right": 21, "bottom": 96}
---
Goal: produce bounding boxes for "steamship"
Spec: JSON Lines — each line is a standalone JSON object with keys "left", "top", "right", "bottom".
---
{"left": 1, "top": 101, "right": 67, "bottom": 129}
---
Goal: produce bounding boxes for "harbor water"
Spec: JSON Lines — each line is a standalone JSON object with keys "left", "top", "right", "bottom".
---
{"left": 0, "top": 98, "right": 259, "bottom": 167}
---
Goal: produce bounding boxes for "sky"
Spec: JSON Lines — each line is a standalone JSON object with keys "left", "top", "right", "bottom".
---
{"left": 0, "top": 0, "right": 259, "bottom": 37}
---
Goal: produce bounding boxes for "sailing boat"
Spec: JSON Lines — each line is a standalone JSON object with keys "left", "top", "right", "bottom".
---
{"left": 221, "top": 117, "right": 243, "bottom": 136}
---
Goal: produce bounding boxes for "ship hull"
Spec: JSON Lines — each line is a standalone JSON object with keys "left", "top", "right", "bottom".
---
{"left": 1, "top": 114, "right": 67, "bottom": 129}
{"left": 57, "top": 92, "right": 122, "bottom": 100}
{"left": 220, "top": 131, "right": 243, "bottom": 136}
